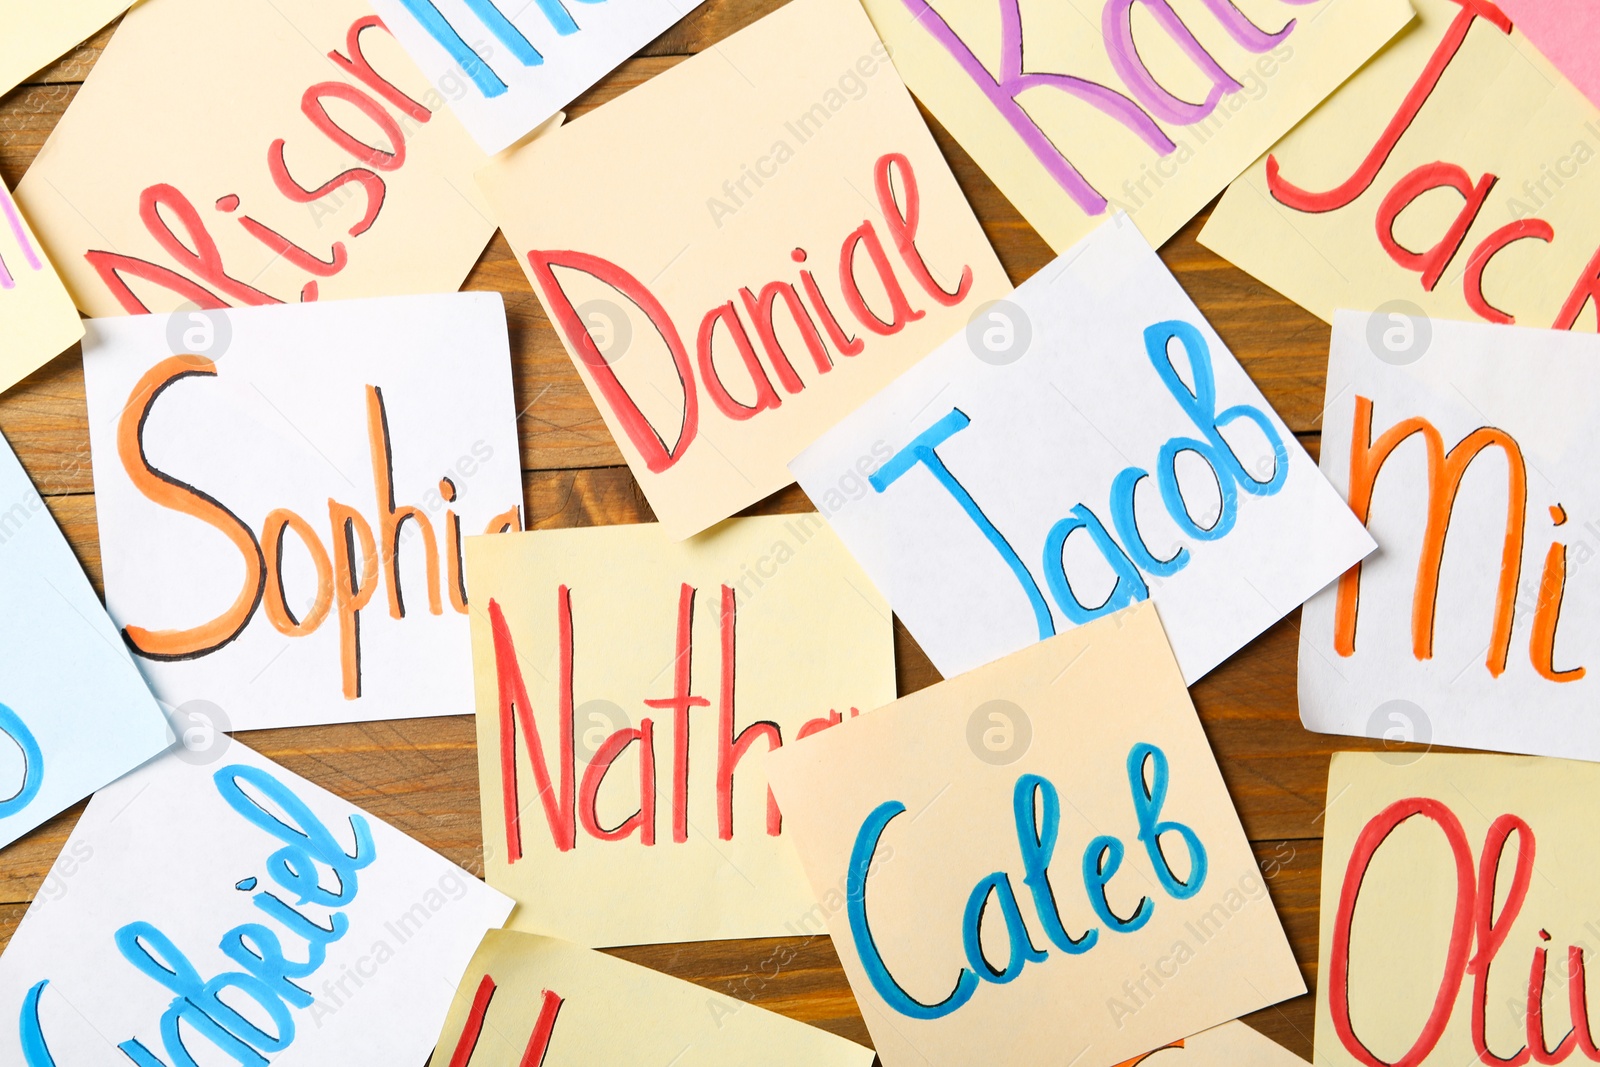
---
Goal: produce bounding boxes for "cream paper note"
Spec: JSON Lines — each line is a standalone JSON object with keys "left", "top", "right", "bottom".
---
{"left": 1202, "top": 0, "right": 1600, "bottom": 328}
{"left": 1316, "top": 751, "right": 1600, "bottom": 1066}
{"left": 0, "top": 0, "right": 128, "bottom": 97}
{"left": 428, "top": 930, "right": 875, "bottom": 1066}
{"left": 16, "top": 0, "right": 495, "bottom": 318}
{"left": 1111, "top": 1022, "right": 1310, "bottom": 1066}
{"left": 854, "top": 0, "right": 1413, "bottom": 253}
{"left": 766, "top": 602, "right": 1305, "bottom": 1067}
{"left": 0, "top": 176, "right": 81, "bottom": 391}
{"left": 467, "top": 516, "right": 896, "bottom": 947}
{"left": 477, "top": 0, "right": 1009, "bottom": 539}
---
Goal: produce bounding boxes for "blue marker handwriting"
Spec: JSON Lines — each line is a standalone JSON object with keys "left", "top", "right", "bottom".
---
{"left": 21, "top": 763, "right": 375, "bottom": 1066}
{"left": 393, "top": 0, "right": 608, "bottom": 98}
{"left": 0, "top": 702, "right": 43, "bottom": 821}
{"left": 846, "top": 743, "right": 1207, "bottom": 1020}
{"left": 870, "top": 320, "right": 1288, "bottom": 635}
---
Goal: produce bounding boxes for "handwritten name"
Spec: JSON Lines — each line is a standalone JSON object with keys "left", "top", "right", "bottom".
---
{"left": 871, "top": 320, "right": 1288, "bottom": 638}
{"left": 115, "top": 355, "right": 520, "bottom": 699}
{"left": 1329, "top": 796, "right": 1600, "bottom": 1065}
{"left": 529, "top": 151, "right": 975, "bottom": 474}
{"left": 392, "top": 0, "right": 606, "bottom": 99}
{"left": 88, "top": 17, "right": 444, "bottom": 314}
{"left": 1266, "top": 0, "right": 1600, "bottom": 328}
{"left": 22, "top": 763, "right": 377, "bottom": 1066}
{"left": 442, "top": 973, "right": 563, "bottom": 1067}
{"left": 848, "top": 743, "right": 1208, "bottom": 1020}
{"left": 904, "top": 0, "right": 1313, "bottom": 217}
{"left": 489, "top": 582, "right": 856, "bottom": 857}
{"left": 1334, "top": 397, "right": 1584, "bottom": 682}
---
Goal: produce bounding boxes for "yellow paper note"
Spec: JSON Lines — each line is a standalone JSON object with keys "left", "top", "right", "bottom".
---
{"left": 764, "top": 601, "right": 1305, "bottom": 1067}
{"left": 466, "top": 516, "right": 896, "bottom": 947}
{"left": 853, "top": 0, "right": 1412, "bottom": 254}
{"left": 0, "top": 178, "right": 81, "bottom": 391}
{"left": 0, "top": 0, "right": 128, "bottom": 96}
{"left": 15, "top": 0, "right": 494, "bottom": 319}
{"left": 428, "top": 930, "right": 876, "bottom": 1066}
{"left": 476, "top": 0, "right": 1009, "bottom": 539}
{"left": 1317, "top": 751, "right": 1600, "bottom": 1065}
{"left": 1202, "top": 0, "right": 1600, "bottom": 328}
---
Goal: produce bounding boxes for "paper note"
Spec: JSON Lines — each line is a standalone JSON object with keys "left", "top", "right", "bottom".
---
{"left": 15, "top": 0, "right": 496, "bottom": 319}
{"left": 1315, "top": 751, "right": 1600, "bottom": 1066}
{"left": 0, "top": 0, "right": 128, "bottom": 97}
{"left": 791, "top": 216, "right": 1373, "bottom": 683}
{"left": 467, "top": 516, "right": 896, "bottom": 947}
{"left": 428, "top": 930, "right": 876, "bottom": 1066}
{"left": 853, "top": 0, "right": 1411, "bottom": 254}
{"left": 0, "top": 739, "right": 513, "bottom": 1066}
{"left": 1114, "top": 1022, "right": 1309, "bottom": 1066}
{"left": 81, "top": 293, "right": 525, "bottom": 731}
{"left": 765, "top": 601, "right": 1305, "bottom": 1067}
{"left": 1496, "top": 0, "right": 1600, "bottom": 112}
{"left": 368, "top": 0, "right": 704, "bottom": 154}
{"left": 0, "top": 176, "right": 82, "bottom": 393}
{"left": 1201, "top": 0, "right": 1600, "bottom": 329}
{"left": 1303, "top": 310, "right": 1600, "bottom": 761}
{"left": 0, "top": 428, "right": 171, "bottom": 851}
{"left": 477, "top": 0, "right": 1009, "bottom": 540}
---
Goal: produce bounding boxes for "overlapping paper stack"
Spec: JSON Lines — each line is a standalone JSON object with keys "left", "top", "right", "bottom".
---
{"left": 0, "top": 0, "right": 1594, "bottom": 1063}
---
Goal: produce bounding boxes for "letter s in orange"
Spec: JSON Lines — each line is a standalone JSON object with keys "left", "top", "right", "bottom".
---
{"left": 117, "top": 356, "right": 266, "bottom": 659}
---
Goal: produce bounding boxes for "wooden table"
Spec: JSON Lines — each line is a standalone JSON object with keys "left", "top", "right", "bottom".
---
{"left": 0, "top": 5, "right": 1401, "bottom": 1061}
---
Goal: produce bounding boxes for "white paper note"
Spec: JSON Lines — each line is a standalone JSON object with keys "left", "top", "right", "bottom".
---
{"left": 368, "top": 0, "right": 704, "bottom": 153}
{"left": 1305, "top": 309, "right": 1600, "bottom": 761}
{"left": 0, "top": 739, "right": 513, "bottom": 1066}
{"left": 81, "top": 293, "right": 526, "bottom": 730}
{"left": 791, "top": 216, "right": 1374, "bottom": 683}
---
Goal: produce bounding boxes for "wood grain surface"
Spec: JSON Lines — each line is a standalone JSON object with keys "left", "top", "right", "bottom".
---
{"left": 0, "top": 4, "right": 1392, "bottom": 1062}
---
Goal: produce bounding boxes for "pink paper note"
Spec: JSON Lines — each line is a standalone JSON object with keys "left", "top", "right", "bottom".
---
{"left": 1499, "top": 0, "right": 1600, "bottom": 109}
